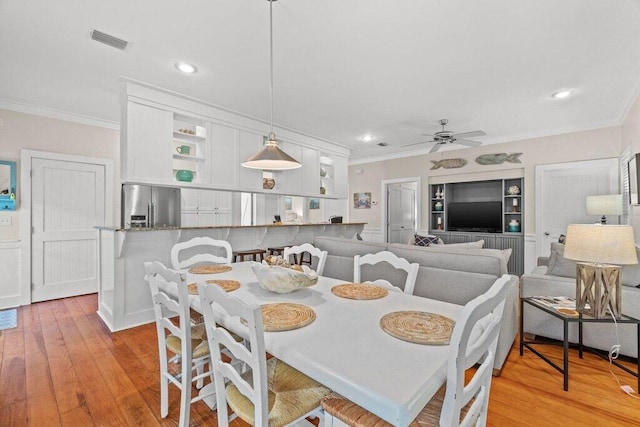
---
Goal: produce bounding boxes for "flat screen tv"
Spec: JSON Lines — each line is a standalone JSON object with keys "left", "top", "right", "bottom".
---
{"left": 447, "top": 201, "right": 502, "bottom": 233}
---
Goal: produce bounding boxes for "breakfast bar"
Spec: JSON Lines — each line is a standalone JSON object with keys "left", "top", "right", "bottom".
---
{"left": 96, "top": 222, "right": 365, "bottom": 331}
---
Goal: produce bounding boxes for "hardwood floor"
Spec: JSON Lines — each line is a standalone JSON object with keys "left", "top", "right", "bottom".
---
{"left": 1, "top": 294, "right": 638, "bottom": 426}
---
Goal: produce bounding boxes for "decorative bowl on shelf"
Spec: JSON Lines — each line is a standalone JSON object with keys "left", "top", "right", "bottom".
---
{"left": 251, "top": 261, "right": 318, "bottom": 293}
{"left": 176, "top": 169, "right": 193, "bottom": 182}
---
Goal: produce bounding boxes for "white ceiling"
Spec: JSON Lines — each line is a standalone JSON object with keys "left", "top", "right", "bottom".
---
{"left": 1, "top": 0, "right": 639, "bottom": 162}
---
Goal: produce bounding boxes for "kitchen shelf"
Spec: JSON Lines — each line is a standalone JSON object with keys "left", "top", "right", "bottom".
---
{"left": 173, "top": 131, "right": 206, "bottom": 142}
{"left": 173, "top": 154, "right": 205, "bottom": 162}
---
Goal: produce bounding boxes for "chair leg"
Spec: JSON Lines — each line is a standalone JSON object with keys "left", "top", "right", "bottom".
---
{"left": 179, "top": 356, "right": 192, "bottom": 427}
{"left": 195, "top": 362, "right": 204, "bottom": 389}
{"left": 160, "top": 372, "right": 169, "bottom": 418}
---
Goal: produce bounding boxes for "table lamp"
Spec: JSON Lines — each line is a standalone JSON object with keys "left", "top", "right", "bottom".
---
{"left": 586, "top": 194, "right": 622, "bottom": 224}
{"left": 564, "top": 224, "right": 637, "bottom": 319}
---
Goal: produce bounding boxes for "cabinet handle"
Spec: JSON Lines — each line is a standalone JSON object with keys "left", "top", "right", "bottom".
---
{"left": 544, "top": 231, "right": 550, "bottom": 236}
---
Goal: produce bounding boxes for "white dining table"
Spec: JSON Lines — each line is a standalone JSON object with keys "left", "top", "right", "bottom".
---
{"left": 185, "top": 261, "right": 463, "bottom": 427}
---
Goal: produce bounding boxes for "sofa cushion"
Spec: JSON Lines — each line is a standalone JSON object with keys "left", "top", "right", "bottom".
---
{"left": 387, "top": 244, "right": 507, "bottom": 276}
{"left": 546, "top": 242, "right": 577, "bottom": 278}
{"left": 429, "top": 240, "right": 485, "bottom": 249}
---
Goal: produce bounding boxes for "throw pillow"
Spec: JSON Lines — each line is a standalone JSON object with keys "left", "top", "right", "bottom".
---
{"left": 426, "top": 240, "right": 485, "bottom": 249}
{"left": 546, "top": 242, "right": 577, "bottom": 278}
{"left": 501, "top": 248, "right": 513, "bottom": 264}
{"left": 414, "top": 234, "right": 441, "bottom": 247}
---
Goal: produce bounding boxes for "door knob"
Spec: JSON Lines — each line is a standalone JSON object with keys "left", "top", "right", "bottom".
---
{"left": 544, "top": 231, "right": 550, "bottom": 236}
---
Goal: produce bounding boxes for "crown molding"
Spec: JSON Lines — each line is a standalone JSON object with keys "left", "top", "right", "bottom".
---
{"left": 0, "top": 99, "right": 120, "bottom": 130}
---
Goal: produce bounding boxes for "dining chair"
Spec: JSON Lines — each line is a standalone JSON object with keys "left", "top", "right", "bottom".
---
{"left": 197, "top": 281, "right": 330, "bottom": 427}
{"left": 321, "top": 274, "right": 512, "bottom": 427}
{"left": 353, "top": 251, "right": 420, "bottom": 295}
{"left": 284, "top": 243, "right": 328, "bottom": 276}
{"left": 170, "top": 236, "right": 233, "bottom": 271}
{"left": 145, "top": 261, "right": 214, "bottom": 427}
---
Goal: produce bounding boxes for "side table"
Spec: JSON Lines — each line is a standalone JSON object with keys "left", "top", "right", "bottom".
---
{"left": 520, "top": 296, "right": 640, "bottom": 391}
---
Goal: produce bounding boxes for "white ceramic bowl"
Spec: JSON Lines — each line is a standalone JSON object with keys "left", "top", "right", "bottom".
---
{"left": 251, "top": 261, "right": 318, "bottom": 293}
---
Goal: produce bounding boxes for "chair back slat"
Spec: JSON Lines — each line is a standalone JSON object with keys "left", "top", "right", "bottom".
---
{"left": 171, "top": 237, "right": 233, "bottom": 271}
{"left": 354, "top": 251, "right": 420, "bottom": 294}
{"left": 284, "top": 243, "right": 328, "bottom": 275}
{"left": 197, "top": 281, "right": 269, "bottom": 427}
{"left": 439, "top": 274, "right": 511, "bottom": 427}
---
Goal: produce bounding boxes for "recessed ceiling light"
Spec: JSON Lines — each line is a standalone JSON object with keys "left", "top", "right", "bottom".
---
{"left": 175, "top": 62, "right": 197, "bottom": 74}
{"left": 552, "top": 90, "right": 572, "bottom": 99}
{"left": 361, "top": 135, "right": 375, "bottom": 142}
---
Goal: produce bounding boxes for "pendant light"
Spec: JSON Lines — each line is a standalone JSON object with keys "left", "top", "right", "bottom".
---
{"left": 241, "top": 0, "right": 301, "bottom": 170}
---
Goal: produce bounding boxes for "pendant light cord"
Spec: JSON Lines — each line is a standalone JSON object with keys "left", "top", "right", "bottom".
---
{"left": 269, "top": 0, "right": 275, "bottom": 139}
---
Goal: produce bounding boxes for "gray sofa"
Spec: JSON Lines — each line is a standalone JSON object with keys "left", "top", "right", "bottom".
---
{"left": 521, "top": 243, "right": 640, "bottom": 358}
{"left": 313, "top": 236, "right": 519, "bottom": 374}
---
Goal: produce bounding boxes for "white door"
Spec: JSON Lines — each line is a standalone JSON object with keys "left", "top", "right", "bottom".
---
{"left": 31, "top": 158, "right": 108, "bottom": 302}
{"left": 535, "top": 158, "right": 619, "bottom": 257}
{"left": 387, "top": 183, "right": 416, "bottom": 244}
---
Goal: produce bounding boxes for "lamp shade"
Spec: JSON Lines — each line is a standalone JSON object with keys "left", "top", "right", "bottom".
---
{"left": 241, "top": 140, "right": 301, "bottom": 170}
{"left": 586, "top": 194, "right": 622, "bottom": 216}
{"left": 564, "top": 224, "right": 638, "bottom": 265}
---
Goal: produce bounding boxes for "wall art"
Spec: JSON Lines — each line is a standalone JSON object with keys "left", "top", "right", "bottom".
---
{"left": 353, "top": 192, "right": 371, "bottom": 209}
{"left": 430, "top": 158, "right": 467, "bottom": 170}
{"left": 475, "top": 153, "right": 522, "bottom": 165}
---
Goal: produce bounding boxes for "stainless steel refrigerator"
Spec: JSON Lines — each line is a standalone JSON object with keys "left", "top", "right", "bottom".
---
{"left": 121, "top": 184, "right": 181, "bottom": 229}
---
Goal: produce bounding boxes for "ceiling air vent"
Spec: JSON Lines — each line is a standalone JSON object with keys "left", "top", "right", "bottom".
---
{"left": 90, "top": 29, "right": 129, "bottom": 51}
{"left": 377, "top": 142, "right": 388, "bottom": 147}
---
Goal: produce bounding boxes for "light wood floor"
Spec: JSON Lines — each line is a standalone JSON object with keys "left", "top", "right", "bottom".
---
{"left": 1, "top": 294, "right": 638, "bottom": 426}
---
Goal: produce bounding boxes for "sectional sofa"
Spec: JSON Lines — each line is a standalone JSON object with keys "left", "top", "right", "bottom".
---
{"left": 312, "top": 236, "right": 519, "bottom": 374}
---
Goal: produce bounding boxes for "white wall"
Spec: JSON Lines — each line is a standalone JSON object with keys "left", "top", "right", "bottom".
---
{"left": 622, "top": 92, "right": 640, "bottom": 242}
{"left": 0, "top": 108, "right": 119, "bottom": 308}
{"left": 348, "top": 126, "right": 622, "bottom": 236}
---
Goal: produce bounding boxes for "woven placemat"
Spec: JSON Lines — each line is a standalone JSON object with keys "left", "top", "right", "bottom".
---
{"left": 259, "top": 303, "right": 316, "bottom": 332}
{"left": 380, "top": 311, "right": 454, "bottom": 345}
{"left": 188, "top": 265, "right": 232, "bottom": 274}
{"left": 331, "top": 283, "right": 388, "bottom": 300}
{"left": 187, "top": 279, "right": 241, "bottom": 295}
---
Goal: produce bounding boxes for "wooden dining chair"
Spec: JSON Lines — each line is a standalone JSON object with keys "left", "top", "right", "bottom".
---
{"left": 321, "top": 274, "right": 512, "bottom": 427}
{"left": 197, "top": 281, "right": 330, "bottom": 427}
{"left": 170, "top": 236, "right": 232, "bottom": 271}
{"left": 284, "top": 243, "right": 328, "bottom": 276}
{"left": 353, "top": 251, "right": 420, "bottom": 295}
{"left": 144, "top": 261, "right": 214, "bottom": 427}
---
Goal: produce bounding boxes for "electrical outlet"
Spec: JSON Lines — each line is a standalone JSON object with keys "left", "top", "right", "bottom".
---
{"left": 0, "top": 217, "right": 11, "bottom": 226}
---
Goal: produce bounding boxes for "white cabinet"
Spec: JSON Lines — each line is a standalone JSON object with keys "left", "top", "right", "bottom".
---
{"left": 237, "top": 130, "right": 263, "bottom": 191}
{"left": 210, "top": 123, "right": 238, "bottom": 188}
{"left": 302, "top": 147, "right": 320, "bottom": 196}
{"left": 274, "top": 141, "right": 303, "bottom": 195}
{"left": 332, "top": 155, "right": 348, "bottom": 199}
{"left": 181, "top": 189, "right": 234, "bottom": 226}
{"left": 124, "top": 102, "right": 173, "bottom": 183}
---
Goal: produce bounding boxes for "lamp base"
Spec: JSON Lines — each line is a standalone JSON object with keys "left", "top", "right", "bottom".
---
{"left": 575, "top": 262, "right": 622, "bottom": 319}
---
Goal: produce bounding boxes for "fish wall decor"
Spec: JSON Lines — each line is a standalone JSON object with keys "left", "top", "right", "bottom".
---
{"left": 475, "top": 153, "right": 522, "bottom": 165}
{"left": 430, "top": 158, "right": 467, "bottom": 170}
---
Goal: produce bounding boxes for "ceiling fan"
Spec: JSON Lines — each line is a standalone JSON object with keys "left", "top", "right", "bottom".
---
{"left": 403, "top": 119, "right": 486, "bottom": 153}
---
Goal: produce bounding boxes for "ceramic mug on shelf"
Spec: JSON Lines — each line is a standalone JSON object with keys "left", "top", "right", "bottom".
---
{"left": 176, "top": 145, "right": 191, "bottom": 155}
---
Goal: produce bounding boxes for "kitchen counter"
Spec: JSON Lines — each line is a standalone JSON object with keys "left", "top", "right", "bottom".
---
{"left": 96, "top": 222, "right": 365, "bottom": 232}
{"left": 96, "top": 221, "right": 365, "bottom": 331}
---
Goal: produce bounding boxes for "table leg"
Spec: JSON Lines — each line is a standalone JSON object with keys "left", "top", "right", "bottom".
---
{"left": 519, "top": 298, "right": 524, "bottom": 356}
{"left": 563, "top": 319, "right": 569, "bottom": 391}
{"left": 578, "top": 320, "right": 583, "bottom": 359}
{"left": 637, "top": 324, "right": 640, "bottom": 392}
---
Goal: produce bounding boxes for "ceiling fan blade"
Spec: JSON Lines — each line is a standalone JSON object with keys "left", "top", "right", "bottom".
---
{"left": 429, "top": 143, "right": 442, "bottom": 153}
{"left": 402, "top": 139, "right": 436, "bottom": 148}
{"left": 455, "top": 138, "right": 482, "bottom": 147}
{"left": 453, "top": 130, "right": 486, "bottom": 139}
{"left": 420, "top": 133, "right": 436, "bottom": 137}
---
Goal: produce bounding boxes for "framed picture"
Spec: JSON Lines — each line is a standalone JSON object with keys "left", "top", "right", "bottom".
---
{"left": 628, "top": 154, "right": 640, "bottom": 205}
{"left": 284, "top": 196, "right": 292, "bottom": 210}
{"left": 353, "top": 192, "right": 371, "bottom": 209}
{"left": 309, "top": 198, "right": 320, "bottom": 210}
